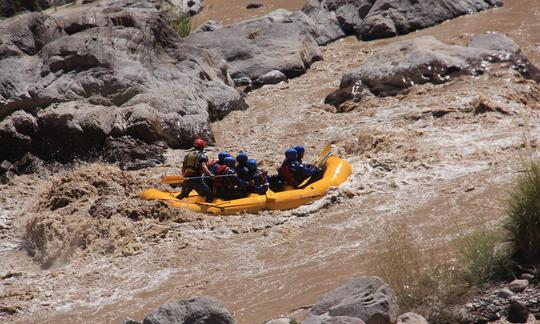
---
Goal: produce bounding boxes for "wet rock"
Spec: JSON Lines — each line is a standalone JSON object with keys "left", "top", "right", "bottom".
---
{"left": 187, "top": 9, "right": 322, "bottom": 84}
{"left": 195, "top": 20, "right": 224, "bottom": 32}
{"left": 103, "top": 136, "right": 165, "bottom": 170}
{"left": 507, "top": 299, "right": 529, "bottom": 323}
{"left": 302, "top": 276, "right": 399, "bottom": 324}
{"left": 359, "top": 0, "right": 502, "bottom": 41}
{"left": 326, "top": 317, "right": 366, "bottom": 323}
{"left": 142, "top": 296, "right": 234, "bottom": 324}
{"left": 468, "top": 32, "right": 520, "bottom": 55}
{"left": 324, "top": 81, "right": 363, "bottom": 110}
{"left": 497, "top": 288, "right": 516, "bottom": 299}
{"left": 520, "top": 273, "right": 535, "bottom": 281}
{"left": 264, "top": 319, "right": 294, "bottom": 324}
{"left": 0, "top": 153, "right": 44, "bottom": 184}
{"left": 253, "top": 70, "right": 288, "bottom": 88}
{"left": 396, "top": 312, "right": 428, "bottom": 324}
{"left": 339, "top": 35, "right": 512, "bottom": 97}
{"left": 509, "top": 279, "right": 529, "bottom": 293}
{"left": 301, "top": 0, "right": 502, "bottom": 44}
{"left": 123, "top": 319, "right": 143, "bottom": 324}
{"left": 246, "top": 3, "right": 263, "bottom": 9}
{"left": 0, "top": 0, "right": 75, "bottom": 18}
{"left": 0, "top": 8, "right": 246, "bottom": 163}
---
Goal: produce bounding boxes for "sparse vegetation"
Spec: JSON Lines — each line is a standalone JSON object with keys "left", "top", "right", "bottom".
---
{"left": 163, "top": 6, "right": 192, "bottom": 37}
{"left": 456, "top": 226, "right": 514, "bottom": 285}
{"left": 373, "top": 222, "right": 516, "bottom": 322}
{"left": 504, "top": 159, "right": 540, "bottom": 262}
{"left": 372, "top": 224, "right": 465, "bottom": 319}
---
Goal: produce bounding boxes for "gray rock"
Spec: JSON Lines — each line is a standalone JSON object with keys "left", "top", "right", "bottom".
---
{"left": 509, "top": 279, "right": 529, "bottom": 293}
{"left": 264, "top": 319, "right": 293, "bottom": 324}
{"left": 0, "top": 0, "right": 75, "bottom": 18}
{"left": 359, "top": 0, "right": 502, "bottom": 41}
{"left": 340, "top": 35, "right": 508, "bottom": 97}
{"left": 142, "top": 296, "right": 234, "bottom": 324}
{"left": 0, "top": 8, "right": 246, "bottom": 162}
{"left": 253, "top": 70, "right": 288, "bottom": 88}
{"left": 301, "top": 0, "right": 502, "bottom": 44}
{"left": 187, "top": 9, "right": 322, "bottom": 84}
{"left": 103, "top": 136, "right": 165, "bottom": 170}
{"left": 302, "top": 276, "right": 399, "bottom": 324}
{"left": 507, "top": 298, "right": 529, "bottom": 323}
{"left": 324, "top": 80, "right": 363, "bottom": 110}
{"left": 496, "top": 288, "right": 516, "bottom": 299}
{"left": 325, "top": 316, "right": 366, "bottom": 324}
{"left": 195, "top": 20, "right": 224, "bottom": 32}
{"left": 396, "top": 312, "right": 428, "bottom": 324}
{"left": 468, "top": 32, "right": 520, "bottom": 55}
{"left": 520, "top": 273, "right": 535, "bottom": 281}
{"left": 123, "top": 318, "right": 143, "bottom": 324}
{"left": 246, "top": 3, "right": 263, "bottom": 9}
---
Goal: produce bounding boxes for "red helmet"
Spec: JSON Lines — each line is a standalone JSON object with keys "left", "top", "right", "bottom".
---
{"left": 193, "top": 138, "right": 206, "bottom": 150}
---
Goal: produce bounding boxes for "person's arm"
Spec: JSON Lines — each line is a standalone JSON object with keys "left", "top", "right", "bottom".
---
{"left": 201, "top": 162, "right": 213, "bottom": 176}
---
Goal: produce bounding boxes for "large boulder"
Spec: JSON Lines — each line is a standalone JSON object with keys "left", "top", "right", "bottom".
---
{"left": 0, "top": 8, "right": 247, "bottom": 162}
{"left": 301, "top": 0, "right": 502, "bottom": 44}
{"left": 359, "top": 0, "right": 502, "bottom": 40}
{"left": 331, "top": 34, "right": 540, "bottom": 104}
{"left": 0, "top": 0, "right": 75, "bottom": 18}
{"left": 342, "top": 36, "right": 495, "bottom": 96}
{"left": 302, "top": 276, "right": 399, "bottom": 324}
{"left": 187, "top": 9, "right": 322, "bottom": 86}
{"left": 142, "top": 296, "right": 234, "bottom": 324}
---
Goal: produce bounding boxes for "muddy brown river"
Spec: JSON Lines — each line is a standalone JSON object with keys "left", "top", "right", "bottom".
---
{"left": 2, "top": 0, "right": 540, "bottom": 323}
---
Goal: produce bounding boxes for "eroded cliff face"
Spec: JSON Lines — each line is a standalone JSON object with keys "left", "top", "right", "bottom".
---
{"left": 0, "top": 6, "right": 247, "bottom": 163}
{"left": 1, "top": 0, "right": 540, "bottom": 323}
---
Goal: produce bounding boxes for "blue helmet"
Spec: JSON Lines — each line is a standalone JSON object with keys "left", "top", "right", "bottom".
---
{"left": 223, "top": 156, "right": 236, "bottom": 167}
{"left": 218, "top": 151, "right": 230, "bottom": 163}
{"left": 285, "top": 148, "right": 298, "bottom": 161}
{"left": 246, "top": 159, "right": 257, "bottom": 170}
{"left": 294, "top": 145, "right": 305, "bottom": 155}
{"left": 236, "top": 152, "right": 248, "bottom": 164}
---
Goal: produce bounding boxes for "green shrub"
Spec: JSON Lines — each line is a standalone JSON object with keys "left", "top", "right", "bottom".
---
{"left": 164, "top": 8, "right": 192, "bottom": 37}
{"left": 505, "top": 160, "right": 540, "bottom": 262}
{"left": 456, "top": 227, "right": 513, "bottom": 285}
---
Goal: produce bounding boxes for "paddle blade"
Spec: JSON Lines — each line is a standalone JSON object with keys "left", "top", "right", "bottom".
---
{"left": 316, "top": 143, "right": 332, "bottom": 164}
{"left": 265, "top": 190, "right": 277, "bottom": 202}
{"left": 161, "top": 175, "right": 185, "bottom": 184}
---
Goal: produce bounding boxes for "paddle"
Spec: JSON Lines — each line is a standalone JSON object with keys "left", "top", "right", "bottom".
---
{"left": 297, "top": 143, "right": 332, "bottom": 188}
{"left": 161, "top": 174, "right": 236, "bottom": 185}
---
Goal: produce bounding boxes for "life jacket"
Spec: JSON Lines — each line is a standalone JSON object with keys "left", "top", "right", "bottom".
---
{"left": 278, "top": 161, "right": 298, "bottom": 187}
{"left": 208, "top": 159, "right": 219, "bottom": 173}
{"left": 183, "top": 151, "right": 202, "bottom": 176}
{"left": 213, "top": 164, "right": 235, "bottom": 190}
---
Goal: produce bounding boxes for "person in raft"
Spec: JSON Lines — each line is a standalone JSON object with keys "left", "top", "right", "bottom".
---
{"left": 213, "top": 156, "right": 249, "bottom": 200}
{"left": 244, "top": 159, "right": 269, "bottom": 195}
{"left": 278, "top": 148, "right": 323, "bottom": 188}
{"left": 176, "top": 138, "right": 214, "bottom": 202}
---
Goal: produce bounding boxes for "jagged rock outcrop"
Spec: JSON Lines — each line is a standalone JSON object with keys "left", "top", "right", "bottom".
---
{"left": 187, "top": 9, "right": 322, "bottom": 86}
{"left": 302, "top": 0, "right": 502, "bottom": 44}
{"left": 142, "top": 296, "right": 235, "bottom": 324}
{"left": 326, "top": 33, "right": 540, "bottom": 109}
{"left": 0, "top": 0, "right": 75, "bottom": 18}
{"left": 0, "top": 7, "right": 247, "bottom": 162}
{"left": 302, "top": 276, "right": 399, "bottom": 324}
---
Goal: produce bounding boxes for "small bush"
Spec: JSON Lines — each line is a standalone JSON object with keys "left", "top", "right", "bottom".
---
{"left": 505, "top": 160, "right": 540, "bottom": 262}
{"left": 455, "top": 227, "right": 513, "bottom": 285}
{"left": 372, "top": 225, "right": 464, "bottom": 314}
{"left": 164, "top": 8, "right": 192, "bottom": 37}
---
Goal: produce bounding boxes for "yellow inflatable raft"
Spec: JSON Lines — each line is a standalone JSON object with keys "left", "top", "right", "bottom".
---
{"left": 140, "top": 156, "right": 352, "bottom": 215}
